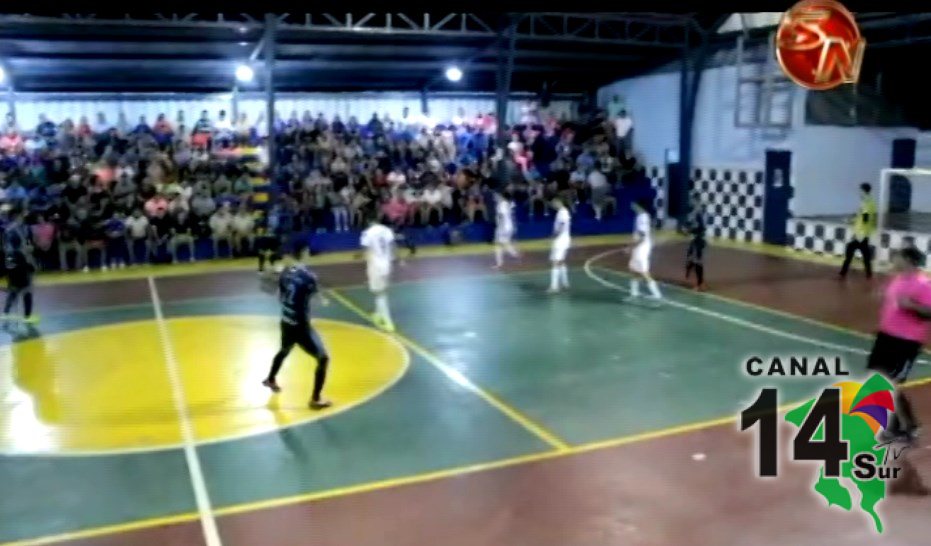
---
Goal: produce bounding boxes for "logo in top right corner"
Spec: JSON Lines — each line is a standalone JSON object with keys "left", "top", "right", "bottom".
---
{"left": 776, "top": 0, "right": 865, "bottom": 90}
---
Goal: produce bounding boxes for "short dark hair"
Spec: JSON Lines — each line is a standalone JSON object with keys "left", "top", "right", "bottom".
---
{"left": 900, "top": 246, "right": 925, "bottom": 267}
{"left": 860, "top": 182, "right": 871, "bottom": 193}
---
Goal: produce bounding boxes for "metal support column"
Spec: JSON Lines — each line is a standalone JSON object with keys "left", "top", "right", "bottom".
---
{"left": 231, "top": 84, "right": 239, "bottom": 123}
{"left": 264, "top": 13, "right": 277, "bottom": 174}
{"left": 420, "top": 89, "right": 429, "bottom": 115}
{"left": 494, "top": 16, "right": 518, "bottom": 186}
{"left": 677, "top": 31, "right": 692, "bottom": 225}
{"left": 676, "top": 28, "right": 710, "bottom": 226}
{"left": 495, "top": 20, "right": 518, "bottom": 147}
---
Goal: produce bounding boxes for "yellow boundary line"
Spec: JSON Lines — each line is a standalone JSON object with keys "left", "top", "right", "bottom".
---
{"left": 26, "top": 230, "right": 864, "bottom": 288}
{"left": 29, "top": 234, "right": 635, "bottom": 287}
{"left": 11, "top": 374, "right": 931, "bottom": 546}
{"left": 326, "top": 288, "right": 571, "bottom": 452}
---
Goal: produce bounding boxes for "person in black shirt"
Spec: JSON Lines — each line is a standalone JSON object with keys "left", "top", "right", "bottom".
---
{"left": 2, "top": 207, "right": 37, "bottom": 322}
{"left": 684, "top": 196, "right": 707, "bottom": 290}
{"left": 262, "top": 247, "right": 332, "bottom": 409}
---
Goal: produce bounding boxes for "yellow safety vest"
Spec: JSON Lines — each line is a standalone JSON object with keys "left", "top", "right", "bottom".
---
{"left": 853, "top": 197, "right": 877, "bottom": 239}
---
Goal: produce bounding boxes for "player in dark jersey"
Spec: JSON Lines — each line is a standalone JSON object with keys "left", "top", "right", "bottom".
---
{"left": 262, "top": 248, "right": 332, "bottom": 409}
{"left": 683, "top": 196, "right": 707, "bottom": 291}
{"left": 3, "top": 207, "right": 38, "bottom": 323}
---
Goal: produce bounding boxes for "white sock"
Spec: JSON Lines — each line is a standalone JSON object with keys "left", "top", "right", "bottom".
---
{"left": 550, "top": 265, "right": 560, "bottom": 290}
{"left": 375, "top": 294, "right": 393, "bottom": 324}
{"left": 630, "top": 279, "right": 641, "bottom": 297}
{"left": 495, "top": 246, "right": 504, "bottom": 267}
{"left": 648, "top": 280, "right": 663, "bottom": 299}
{"left": 559, "top": 264, "right": 570, "bottom": 288}
{"left": 505, "top": 243, "right": 519, "bottom": 258}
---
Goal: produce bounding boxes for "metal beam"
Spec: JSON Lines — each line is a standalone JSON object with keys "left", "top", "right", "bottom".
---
{"left": 4, "top": 57, "right": 613, "bottom": 74}
{"left": 0, "top": 39, "right": 643, "bottom": 64}
{"left": 0, "top": 13, "right": 689, "bottom": 48}
{"left": 248, "top": 36, "right": 266, "bottom": 62}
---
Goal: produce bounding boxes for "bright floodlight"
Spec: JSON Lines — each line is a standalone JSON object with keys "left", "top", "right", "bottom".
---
{"left": 445, "top": 66, "right": 463, "bottom": 82}
{"left": 235, "top": 64, "right": 254, "bottom": 83}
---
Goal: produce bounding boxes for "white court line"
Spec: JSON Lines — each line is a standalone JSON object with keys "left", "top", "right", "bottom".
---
{"left": 147, "top": 276, "right": 223, "bottom": 546}
{"left": 583, "top": 248, "right": 929, "bottom": 366}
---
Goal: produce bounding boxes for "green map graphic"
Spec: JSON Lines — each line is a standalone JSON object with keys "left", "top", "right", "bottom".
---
{"left": 785, "top": 396, "right": 888, "bottom": 533}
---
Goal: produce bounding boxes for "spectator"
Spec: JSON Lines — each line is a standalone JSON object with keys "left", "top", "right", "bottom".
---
{"left": 30, "top": 213, "right": 56, "bottom": 270}
{"left": 231, "top": 206, "right": 255, "bottom": 256}
{"left": 169, "top": 208, "right": 196, "bottom": 263}
{"left": 104, "top": 210, "right": 129, "bottom": 269}
{"left": 148, "top": 206, "right": 173, "bottom": 263}
{"left": 209, "top": 202, "right": 234, "bottom": 258}
{"left": 613, "top": 109, "right": 633, "bottom": 154}
{"left": 125, "top": 208, "right": 150, "bottom": 265}
{"left": 144, "top": 192, "right": 169, "bottom": 218}
{"left": 586, "top": 168, "right": 615, "bottom": 221}
{"left": 421, "top": 182, "right": 447, "bottom": 225}
{"left": 58, "top": 217, "right": 84, "bottom": 271}
{"left": 327, "top": 184, "right": 350, "bottom": 232}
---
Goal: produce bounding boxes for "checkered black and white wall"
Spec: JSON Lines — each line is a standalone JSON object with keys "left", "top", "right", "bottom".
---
{"left": 788, "top": 218, "right": 931, "bottom": 267}
{"left": 648, "top": 166, "right": 667, "bottom": 224}
{"left": 648, "top": 166, "right": 765, "bottom": 242}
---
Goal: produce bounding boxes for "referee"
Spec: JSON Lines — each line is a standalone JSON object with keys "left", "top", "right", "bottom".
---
{"left": 870, "top": 246, "right": 929, "bottom": 444}
{"left": 839, "top": 182, "right": 876, "bottom": 279}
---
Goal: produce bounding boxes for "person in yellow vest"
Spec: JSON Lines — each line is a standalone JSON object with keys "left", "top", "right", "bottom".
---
{"left": 839, "top": 182, "right": 876, "bottom": 279}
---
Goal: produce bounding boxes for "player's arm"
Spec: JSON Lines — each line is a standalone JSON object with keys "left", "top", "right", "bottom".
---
{"left": 898, "top": 291, "right": 931, "bottom": 320}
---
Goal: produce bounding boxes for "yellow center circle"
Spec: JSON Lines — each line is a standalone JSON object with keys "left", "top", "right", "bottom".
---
{"left": 0, "top": 316, "right": 409, "bottom": 455}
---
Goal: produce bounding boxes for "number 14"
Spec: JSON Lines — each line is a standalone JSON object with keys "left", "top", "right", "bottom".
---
{"left": 740, "top": 388, "right": 849, "bottom": 477}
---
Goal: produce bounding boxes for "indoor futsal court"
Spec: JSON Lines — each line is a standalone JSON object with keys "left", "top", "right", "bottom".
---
{"left": 3, "top": 7, "right": 931, "bottom": 546}
{"left": 2, "top": 238, "right": 930, "bottom": 546}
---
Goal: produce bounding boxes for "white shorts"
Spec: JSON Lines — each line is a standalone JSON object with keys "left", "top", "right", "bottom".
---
{"left": 550, "top": 239, "right": 570, "bottom": 262}
{"left": 629, "top": 243, "right": 652, "bottom": 274}
{"left": 367, "top": 264, "right": 391, "bottom": 293}
{"left": 495, "top": 228, "right": 514, "bottom": 245}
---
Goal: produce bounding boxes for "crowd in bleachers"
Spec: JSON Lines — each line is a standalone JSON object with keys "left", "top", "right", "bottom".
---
{"left": 0, "top": 100, "right": 648, "bottom": 272}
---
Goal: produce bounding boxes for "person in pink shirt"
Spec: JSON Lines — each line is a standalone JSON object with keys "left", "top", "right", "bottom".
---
{"left": 381, "top": 194, "right": 409, "bottom": 225}
{"left": 870, "top": 246, "right": 931, "bottom": 443}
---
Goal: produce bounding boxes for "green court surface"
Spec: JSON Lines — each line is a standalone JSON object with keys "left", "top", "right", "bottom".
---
{"left": 1, "top": 265, "right": 923, "bottom": 545}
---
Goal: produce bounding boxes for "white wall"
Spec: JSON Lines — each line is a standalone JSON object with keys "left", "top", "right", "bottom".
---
{"left": 599, "top": 63, "right": 920, "bottom": 217}
{"left": 8, "top": 92, "right": 578, "bottom": 130}
{"left": 598, "top": 71, "right": 679, "bottom": 168}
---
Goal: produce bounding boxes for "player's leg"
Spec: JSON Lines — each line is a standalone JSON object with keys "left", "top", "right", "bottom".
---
{"left": 368, "top": 267, "right": 395, "bottom": 331}
{"left": 3, "top": 285, "right": 21, "bottom": 317}
{"left": 860, "top": 238, "right": 873, "bottom": 278}
{"left": 298, "top": 326, "right": 332, "bottom": 409}
{"left": 548, "top": 243, "right": 564, "bottom": 293}
{"left": 694, "top": 261, "right": 705, "bottom": 289}
{"left": 558, "top": 256, "right": 570, "bottom": 289}
{"left": 264, "top": 323, "right": 296, "bottom": 392}
{"left": 839, "top": 239, "right": 857, "bottom": 278}
{"left": 21, "top": 270, "right": 35, "bottom": 322}
{"left": 868, "top": 333, "right": 913, "bottom": 440}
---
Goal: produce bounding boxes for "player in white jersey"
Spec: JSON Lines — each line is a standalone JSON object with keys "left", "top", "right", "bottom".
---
{"left": 360, "top": 216, "right": 397, "bottom": 332}
{"left": 626, "top": 199, "right": 663, "bottom": 303}
{"left": 547, "top": 198, "right": 572, "bottom": 293}
{"left": 493, "top": 191, "right": 520, "bottom": 269}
